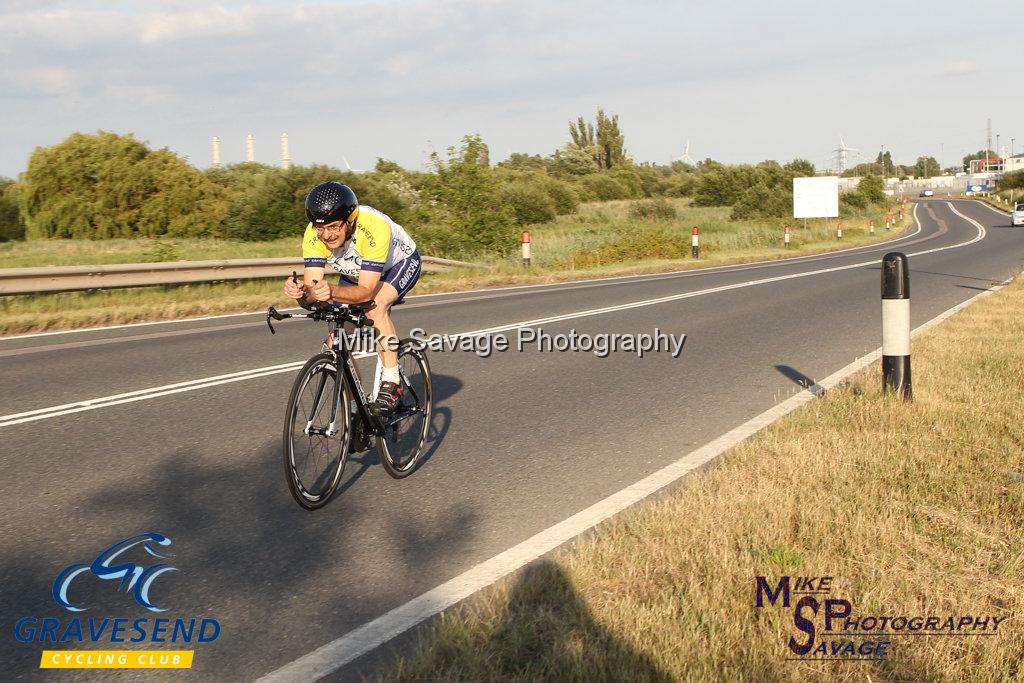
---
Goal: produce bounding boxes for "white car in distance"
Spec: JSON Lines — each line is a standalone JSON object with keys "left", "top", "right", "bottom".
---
{"left": 1013, "top": 202, "right": 1024, "bottom": 227}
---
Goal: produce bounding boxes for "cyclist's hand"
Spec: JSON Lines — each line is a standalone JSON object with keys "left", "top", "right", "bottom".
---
{"left": 283, "top": 277, "right": 304, "bottom": 300}
{"left": 310, "top": 279, "right": 332, "bottom": 302}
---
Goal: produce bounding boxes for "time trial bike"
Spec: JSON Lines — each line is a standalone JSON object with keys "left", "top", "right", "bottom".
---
{"left": 266, "top": 301, "right": 432, "bottom": 509}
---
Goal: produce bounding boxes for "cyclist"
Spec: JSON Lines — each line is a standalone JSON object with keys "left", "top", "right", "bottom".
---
{"left": 283, "top": 181, "right": 421, "bottom": 417}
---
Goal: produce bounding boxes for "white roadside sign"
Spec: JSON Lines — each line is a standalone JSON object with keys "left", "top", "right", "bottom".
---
{"left": 793, "top": 176, "right": 839, "bottom": 218}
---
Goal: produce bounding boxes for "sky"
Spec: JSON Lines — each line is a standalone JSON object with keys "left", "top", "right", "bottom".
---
{"left": 1, "top": 0, "right": 1022, "bottom": 178}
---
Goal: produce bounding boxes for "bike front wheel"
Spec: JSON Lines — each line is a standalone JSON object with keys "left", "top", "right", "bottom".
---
{"left": 378, "top": 340, "right": 432, "bottom": 479}
{"left": 283, "top": 353, "right": 351, "bottom": 509}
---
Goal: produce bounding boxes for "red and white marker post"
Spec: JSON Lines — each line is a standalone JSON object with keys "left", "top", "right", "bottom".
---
{"left": 837, "top": 222, "right": 843, "bottom": 240}
{"left": 691, "top": 226, "right": 699, "bottom": 258}
{"left": 869, "top": 219, "right": 875, "bottom": 235}
{"left": 521, "top": 230, "right": 531, "bottom": 267}
{"left": 784, "top": 225, "right": 791, "bottom": 247}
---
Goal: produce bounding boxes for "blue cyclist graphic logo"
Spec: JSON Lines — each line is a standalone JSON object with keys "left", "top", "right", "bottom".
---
{"left": 52, "top": 533, "right": 177, "bottom": 613}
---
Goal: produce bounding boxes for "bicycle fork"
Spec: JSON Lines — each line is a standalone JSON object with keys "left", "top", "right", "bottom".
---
{"left": 304, "top": 365, "right": 342, "bottom": 437}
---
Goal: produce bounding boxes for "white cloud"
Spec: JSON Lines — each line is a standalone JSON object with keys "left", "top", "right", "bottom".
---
{"left": 0, "top": 0, "right": 1020, "bottom": 177}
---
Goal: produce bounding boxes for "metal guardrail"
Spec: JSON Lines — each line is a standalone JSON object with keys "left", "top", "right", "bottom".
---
{"left": 0, "top": 255, "right": 478, "bottom": 295}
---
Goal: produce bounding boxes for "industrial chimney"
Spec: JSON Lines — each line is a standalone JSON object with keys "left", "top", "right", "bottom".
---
{"left": 280, "top": 132, "right": 291, "bottom": 170}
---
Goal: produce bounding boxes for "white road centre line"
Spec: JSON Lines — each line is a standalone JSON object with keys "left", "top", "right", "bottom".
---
{"left": 0, "top": 202, "right": 980, "bottom": 429}
{"left": 256, "top": 274, "right": 1010, "bottom": 683}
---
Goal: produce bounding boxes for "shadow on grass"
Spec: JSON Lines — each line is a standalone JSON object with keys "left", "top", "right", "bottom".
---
{"left": 389, "top": 560, "right": 673, "bottom": 682}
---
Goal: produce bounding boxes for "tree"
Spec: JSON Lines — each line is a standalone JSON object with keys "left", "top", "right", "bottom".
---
{"left": 856, "top": 174, "right": 887, "bottom": 205}
{"left": 595, "top": 109, "right": 626, "bottom": 170}
{"left": 913, "top": 156, "right": 940, "bottom": 179}
{"left": 0, "top": 178, "right": 25, "bottom": 241}
{"left": 875, "top": 151, "right": 895, "bottom": 176}
{"left": 843, "top": 162, "right": 885, "bottom": 178}
{"left": 497, "top": 153, "right": 550, "bottom": 172}
{"left": 553, "top": 144, "right": 598, "bottom": 175}
{"left": 419, "top": 134, "right": 517, "bottom": 255}
{"left": 19, "top": 131, "right": 231, "bottom": 239}
{"left": 566, "top": 108, "right": 626, "bottom": 170}
{"left": 783, "top": 159, "right": 816, "bottom": 177}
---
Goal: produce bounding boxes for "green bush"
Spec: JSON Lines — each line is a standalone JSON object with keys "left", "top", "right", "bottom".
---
{"left": 628, "top": 197, "right": 677, "bottom": 221}
{"left": 418, "top": 135, "right": 518, "bottom": 257}
{"left": 692, "top": 165, "right": 762, "bottom": 206}
{"left": 499, "top": 181, "right": 557, "bottom": 225}
{"left": 999, "top": 170, "right": 1024, "bottom": 191}
{"left": 19, "top": 131, "right": 231, "bottom": 239}
{"left": 730, "top": 182, "right": 792, "bottom": 220}
{"left": 208, "top": 163, "right": 411, "bottom": 240}
{"left": 538, "top": 176, "right": 579, "bottom": 215}
{"left": 659, "top": 174, "right": 697, "bottom": 197}
{"left": 840, "top": 191, "right": 868, "bottom": 212}
{"left": 608, "top": 168, "right": 645, "bottom": 198}
{"left": 856, "top": 174, "right": 887, "bottom": 206}
{"left": 578, "top": 174, "right": 630, "bottom": 201}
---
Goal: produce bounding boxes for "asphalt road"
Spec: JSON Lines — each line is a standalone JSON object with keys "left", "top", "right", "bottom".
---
{"left": 1, "top": 200, "right": 1021, "bottom": 680}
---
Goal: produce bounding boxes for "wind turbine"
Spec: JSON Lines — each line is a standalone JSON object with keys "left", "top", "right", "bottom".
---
{"left": 833, "top": 136, "right": 859, "bottom": 173}
{"left": 672, "top": 140, "right": 695, "bottom": 165}
{"left": 343, "top": 156, "right": 367, "bottom": 173}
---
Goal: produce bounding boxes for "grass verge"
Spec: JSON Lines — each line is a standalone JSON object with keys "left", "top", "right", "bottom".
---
{"left": 0, "top": 199, "right": 909, "bottom": 335}
{"left": 378, "top": 275, "right": 1024, "bottom": 682}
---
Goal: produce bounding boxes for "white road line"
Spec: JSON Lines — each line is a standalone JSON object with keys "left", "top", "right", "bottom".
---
{"left": 0, "top": 202, "right": 978, "bottom": 429}
{"left": 256, "top": 272, "right": 1011, "bottom": 683}
{"left": 971, "top": 199, "right": 1011, "bottom": 216}
{"left": 1, "top": 218, "right": 924, "bottom": 342}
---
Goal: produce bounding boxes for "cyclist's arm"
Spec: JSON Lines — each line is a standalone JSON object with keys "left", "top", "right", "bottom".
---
{"left": 328, "top": 270, "right": 381, "bottom": 303}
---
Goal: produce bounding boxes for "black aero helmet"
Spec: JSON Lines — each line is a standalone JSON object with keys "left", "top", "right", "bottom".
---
{"left": 304, "top": 181, "right": 358, "bottom": 225}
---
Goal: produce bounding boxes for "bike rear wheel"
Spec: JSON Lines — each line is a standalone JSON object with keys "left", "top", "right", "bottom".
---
{"left": 283, "top": 354, "right": 351, "bottom": 509}
{"left": 378, "top": 340, "right": 432, "bottom": 479}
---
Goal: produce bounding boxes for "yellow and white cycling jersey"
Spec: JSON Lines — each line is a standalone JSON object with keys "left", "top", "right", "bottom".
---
{"left": 301, "top": 205, "right": 417, "bottom": 279}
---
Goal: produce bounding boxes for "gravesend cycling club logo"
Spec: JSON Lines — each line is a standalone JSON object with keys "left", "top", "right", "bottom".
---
{"left": 755, "top": 575, "right": 1009, "bottom": 661}
{"left": 53, "top": 532, "right": 176, "bottom": 612}
{"left": 13, "top": 532, "right": 221, "bottom": 670}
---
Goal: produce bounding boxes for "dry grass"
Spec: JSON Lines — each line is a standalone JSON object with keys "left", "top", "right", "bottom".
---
{"left": 379, "top": 277, "right": 1024, "bottom": 682}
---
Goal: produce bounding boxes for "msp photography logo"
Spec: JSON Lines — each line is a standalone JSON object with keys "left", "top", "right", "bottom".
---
{"left": 755, "top": 575, "right": 1009, "bottom": 661}
{"left": 13, "top": 532, "right": 221, "bottom": 670}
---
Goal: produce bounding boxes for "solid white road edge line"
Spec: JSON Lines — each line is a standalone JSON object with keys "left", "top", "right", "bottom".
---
{"left": 0, "top": 202, "right": 980, "bottom": 429}
{"left": 256, "top": 272, "right": 1012, "bottom": 683}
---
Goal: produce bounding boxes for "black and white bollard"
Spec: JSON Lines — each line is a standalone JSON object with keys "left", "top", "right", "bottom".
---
{"left": 784, "top": 225, "right": 791, "bottom": 247}
{"left": 881, "top": 252, "right": 911, "bottom": 400}
{"left": 521, "top": 230, "right": 531, "bottom": 267}
{"left": 691, "top": 226, "right": 699, "bottom": 258}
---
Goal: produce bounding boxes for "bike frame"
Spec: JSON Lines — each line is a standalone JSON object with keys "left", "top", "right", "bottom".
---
{"left": 268, "top": 303, "right": 425, "bottom": 440}
{"left": 329, "top": 322, "right": 386, "bottom": 438}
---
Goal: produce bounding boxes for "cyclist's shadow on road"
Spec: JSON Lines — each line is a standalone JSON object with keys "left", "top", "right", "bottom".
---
{"left": 395, "top": 559, "right": 673, "bottom": 682}
{"left": 336, "top": 372, "right": 461, "bottom": 495}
